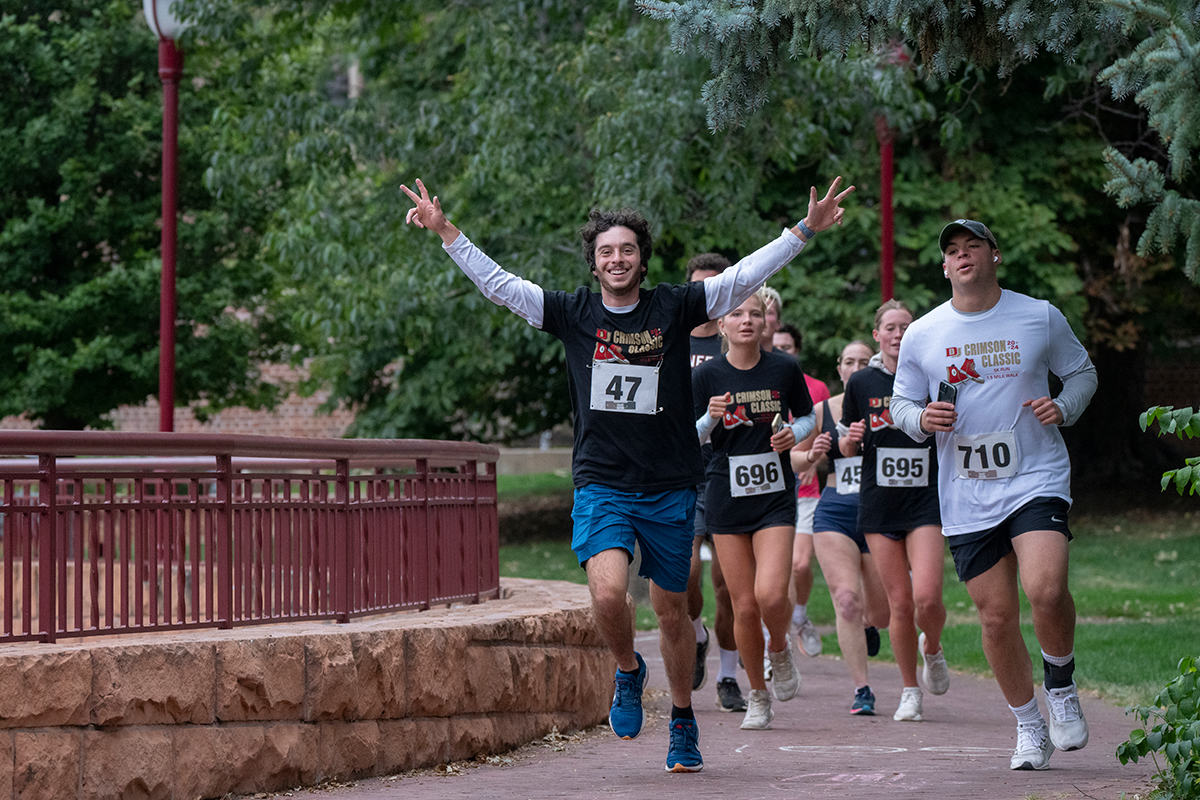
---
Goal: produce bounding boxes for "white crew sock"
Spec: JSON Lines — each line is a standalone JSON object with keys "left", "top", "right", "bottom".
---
{"left": 1010, "top": 697, "right": 1045, "bottom": 726}
{"left": 717, "top": 647, "right": 739, "bottom": 681}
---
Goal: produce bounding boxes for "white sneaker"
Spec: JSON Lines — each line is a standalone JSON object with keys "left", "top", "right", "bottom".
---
{"left": 794, "top": 617, "right": 822, "bottom": 657}
{"left": 918, "top": 632, "right": 950, "bottom": 695}
{"left": 1011, "top": 720, "right": 1053, "bottom": 770}
{"left": 762, "top": 653, "right": 772, "bottom": 681}
{"left": 741, "top": 689, "right": 774, "bottom": 730}
{"left": 893, "top": 687, "right": 923, "bottom": 721}
{"left": 768, "top": 637, "right": 800, "bottom": 701}
{"left": 1045, "top": 683, "right": 1089, "bottom": 751}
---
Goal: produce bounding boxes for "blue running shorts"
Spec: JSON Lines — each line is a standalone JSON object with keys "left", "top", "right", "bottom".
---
{"left": 571, "top": 484, "right": 696, "bottom": 593}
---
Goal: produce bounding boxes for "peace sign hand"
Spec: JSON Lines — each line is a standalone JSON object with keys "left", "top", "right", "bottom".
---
{"left": 400, "top": 178, "right": 460, "bottom": 245}
{"left": 799, "top": 176, "right": 856, "bottom": 236}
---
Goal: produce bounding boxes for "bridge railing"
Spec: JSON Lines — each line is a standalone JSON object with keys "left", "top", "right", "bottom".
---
{"left": 0, "top": 431, "right": 499, "bottom": 643}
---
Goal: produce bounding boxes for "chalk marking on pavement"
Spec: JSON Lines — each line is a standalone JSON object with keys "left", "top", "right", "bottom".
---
{"left": 779, "top": 745, "right": 907, "bottom": 755}
{"left": 780, "top": 772, "right": 905, "bottom": 784}
{"left": 917, "top": 746, "right": 1011, "bottom": 755}
{"left": 736, "top": 744, "right": 752, "bottom": 753}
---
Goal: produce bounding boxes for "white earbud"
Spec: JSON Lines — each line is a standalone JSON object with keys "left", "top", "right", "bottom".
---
{"left": 993, "top": 255, "right": 998, "bottom": 262}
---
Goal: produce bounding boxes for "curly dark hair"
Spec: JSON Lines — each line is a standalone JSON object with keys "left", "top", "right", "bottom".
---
{"left": 685, "top": 252, "right": 731, "bottom": 281}
{"left": 579, "top": 208, "right": 653, "bottom": 282}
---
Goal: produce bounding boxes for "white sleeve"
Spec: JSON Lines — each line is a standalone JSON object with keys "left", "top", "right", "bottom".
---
{"left": 788, "top": 410, "right": 816, "bottom": 442}
{"left": 444, "top": 234, "right": 545, "bottom": 329}
{"left": 703, "top": 230, "right": 806, "bottom": 319}
{"left": 696, "top": 413, "right": 719, "bottom": 444}
{"left": 1052, "top": 363, "right": 1098, "bottom": 427}
{"left": 890, "top": 395, "right": 932, "bottom": 442}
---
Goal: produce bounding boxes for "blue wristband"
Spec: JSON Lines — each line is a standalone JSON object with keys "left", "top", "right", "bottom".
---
{"left": 796, "top": 219, "right": 815, "bottom": 239}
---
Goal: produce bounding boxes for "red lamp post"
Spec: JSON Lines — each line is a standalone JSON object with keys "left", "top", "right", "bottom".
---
{"left": 144, "top": 0, "right": 187, "bottom": 432}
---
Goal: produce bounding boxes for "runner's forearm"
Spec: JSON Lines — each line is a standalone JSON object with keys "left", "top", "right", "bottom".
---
{"left": 703, "top": 230, "right": 806, "bottom": 319}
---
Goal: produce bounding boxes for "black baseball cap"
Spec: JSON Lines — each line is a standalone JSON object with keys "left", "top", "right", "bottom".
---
{"left": 939, "top": 219, "right": 997, "bottom": 252}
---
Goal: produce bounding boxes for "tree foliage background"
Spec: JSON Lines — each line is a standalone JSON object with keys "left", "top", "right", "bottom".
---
{"left": 4, "top": 0, "right": 1197, "bottom": 484}
{"left": 0, "top": 0, "right": 294, "bottom": 429}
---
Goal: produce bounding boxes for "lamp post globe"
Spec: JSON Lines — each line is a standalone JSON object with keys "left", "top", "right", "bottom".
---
{"left": 144, "top": 0, "right": 188, "bottom": 431}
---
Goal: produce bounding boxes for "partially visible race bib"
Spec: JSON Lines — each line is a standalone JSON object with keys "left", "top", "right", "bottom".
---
{"left": 589, "top": 361, "right": 660, "bottom": 415}
{"left": 953, "top": 430, "right": 1019, "bottom": 480}
{"left": 729, "top": 452, "right": 786, "bottom": 498}
{"left": 875, "top": 447, "right": 930, "bottom": 488}
{"left": 834, "top": 456, "right": 862, "bottom": 495}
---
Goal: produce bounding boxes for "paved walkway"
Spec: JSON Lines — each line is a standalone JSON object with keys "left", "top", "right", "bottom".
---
{"left": 268, "top": 630, "right": 1156, "bottom": 800}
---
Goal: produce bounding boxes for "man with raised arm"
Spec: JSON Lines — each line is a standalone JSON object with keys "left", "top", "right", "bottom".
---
{"left": 401, "top": 177, "right": 854, "bottom": 773}
{"left": 891, "top": 219, "right": 1098, "bottom": 772}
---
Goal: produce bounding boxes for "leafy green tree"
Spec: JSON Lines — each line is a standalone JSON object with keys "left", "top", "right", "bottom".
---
{"left": 0, "top": 0, "right": 287, "bottom": 429}
{"left": 190, "top": 1, "right": 1103, "bottom": 442}
{"left": 638, "top": 0, "right": 1200, "bottom": 282}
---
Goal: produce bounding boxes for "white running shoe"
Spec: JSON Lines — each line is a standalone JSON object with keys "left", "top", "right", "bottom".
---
{"left": 768, "top": 637, "right": 801, "bottom": 701}
{"left": 741, "top": 689, "right": 774, "bottom": 730}
{"left": 794, "top": 617, "right": 823, "bottom": 657}
{"left": 1011, "top": 720, "right": 1053, "bottom": 770}
{"left": 918, "top": 632, "right": 950, "bottom": 695}
{"left": 893, "top": 687, "right": 923, "bottom": 721}
{"left": 1045, "top": 683, "right": 1089, "bottom": 751}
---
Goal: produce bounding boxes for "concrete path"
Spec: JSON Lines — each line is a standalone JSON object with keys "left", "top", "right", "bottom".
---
{"left": 262, "top": 630, "right": 1157, "bottom": 800}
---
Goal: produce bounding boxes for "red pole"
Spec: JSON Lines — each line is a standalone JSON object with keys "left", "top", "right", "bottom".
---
{"left": 876, "top": 116, "right": 895, "bottom": 303}
{"left": 158, "top": 39, "right": 183, "bottom": 432}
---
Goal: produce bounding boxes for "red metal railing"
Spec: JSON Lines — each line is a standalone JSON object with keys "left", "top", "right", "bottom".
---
{"left": 0, "top": 432, "right": 499, "bottom": 643}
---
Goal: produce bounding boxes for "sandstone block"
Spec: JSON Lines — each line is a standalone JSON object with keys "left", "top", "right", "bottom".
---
{"left": 447, "top": 716, "right": 497, "bottom": 762}
{"left": 490, "top": 713, "right": 539, "bottom": 752}
{"left": 172, "top": 725, "right": 264, "bottom": 799}
{"left": 0, "top": 733, "right": 13, "bottom": 800}
{"left": 405, "top": 628, "right": 471, "bottom": 717}
{"left": 349, "top": 630, "right": 405, "bottom": 719}
{"left": 305, "top": 634, "right": 358, "bottom": 721}
{"left": 319, "top": 721, "right": 380, "bottom": 781}
{"left": 376, "top": 719, "right": 416, "bottom": 774}
{"left": 410, "top": 717, "right": 449, "bottom": 769}
{"left": 258, "top": 723, "right": 320, "bottom": 791}
{"left": 14, "top": 730, "right": 79, "bottom": 800}
{"left": 90, "top": 643, "right": 215, "bottom": 726}
{"left": 80, "top": 728, "right": 171, "bottom": 800}
{"left": 216, "top": 636, "right": 305, "bottom": 722}
{"left": 0, "top": 652, "right": 90, "bottom": 729}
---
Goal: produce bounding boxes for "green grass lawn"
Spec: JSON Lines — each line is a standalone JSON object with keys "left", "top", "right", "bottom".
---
{"left": 496, "top": 471, "right": 574, "bottom": 501}
{"left": 498, "top": 509, "right": 1200, "bottom": 705}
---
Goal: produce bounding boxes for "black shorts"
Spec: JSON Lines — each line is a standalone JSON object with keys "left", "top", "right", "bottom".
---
{"left": 947, "top": 497, "right": 1073, "bottom": 582}
{"left": 707, "top": 484, "right": 797, "bottom": 535}
{"left": 812, "top": 487, "right": 868, "bottom": 554}
{"left": 694, "top": 480, "right": 709, "bottom": 538}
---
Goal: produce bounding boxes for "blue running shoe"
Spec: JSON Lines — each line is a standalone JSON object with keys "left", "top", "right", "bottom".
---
{"left": 665, "top": 717, "right": 703, "bottom": 772}
{"left": 851, "top": 685, "right": 876, "bottom": 716}
{"left": 609, "top": 652, "right": 648, "bottom": 739}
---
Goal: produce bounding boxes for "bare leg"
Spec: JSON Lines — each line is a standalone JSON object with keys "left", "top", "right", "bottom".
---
{"left": 866, "top": 533, "right": 919, "bottom": 687}
{"left": 814, "top": 531, "right": 871, "bottom": 687}
{"left": 965, "top": 552, "right": 1035, "bottom": 707}
{"left": 752, "top": 526, "right": 796, "bottom": 652}
{"left": 585, "top": 548, "right": 637, "bottom": 672}
{"left": 907, "top": 525, "right": 948, "bottom": 654}
{"left": 790, "top": 530, "right": 815, "bottom": 608}
{"left": 687, "top": 535, "right": 705, "bottom": 622}
{"left": 1012, "top": 530, "right": 1075, "bottom": 658}
{"left": 650, "top": 580, "right": 696, "bottom": 709}
{"left": 710, "top": 547, "right": 737, "bottom": 652}
{"left": 861, "top": 552, "right": 890, "bottom": 630}
{"left": 712, "top": 534, "right": 767, "bottom": 690}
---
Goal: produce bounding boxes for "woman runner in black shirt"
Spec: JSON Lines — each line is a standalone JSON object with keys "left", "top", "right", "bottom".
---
{"left": 693, "top": 290, "right": 815, "bottom": 731}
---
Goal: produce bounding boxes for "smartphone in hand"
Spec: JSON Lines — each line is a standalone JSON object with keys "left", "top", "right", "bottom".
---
{"left": 771, "top": 413, "right": 784, "bottom": 434}
{"left": 937, "top": 380, "right": 957, "bottom": 405}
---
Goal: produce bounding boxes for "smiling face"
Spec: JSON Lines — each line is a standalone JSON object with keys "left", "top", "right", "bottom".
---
{"left": 592, "top": 226, "right": 644, "bottom": 302}
{"left": 942, "top": 230, "right": 1001, "bottom": 296}
{"left": 719, "top": 295, "right": 767, "bottom": 349}
{"left": 837, "top": 342, "right": 874, "bottom": 385}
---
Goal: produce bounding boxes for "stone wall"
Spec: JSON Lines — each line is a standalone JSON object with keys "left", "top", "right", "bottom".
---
{"left": 0, "top": 579, "right": 611, "bottom": 800}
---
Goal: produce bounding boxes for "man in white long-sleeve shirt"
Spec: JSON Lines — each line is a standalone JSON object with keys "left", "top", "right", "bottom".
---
{"left": 401, "top": 177, "right": 853, "bottom": 774}
{"left": 891, "top": 219, "right": 1098, "bottom": 773}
